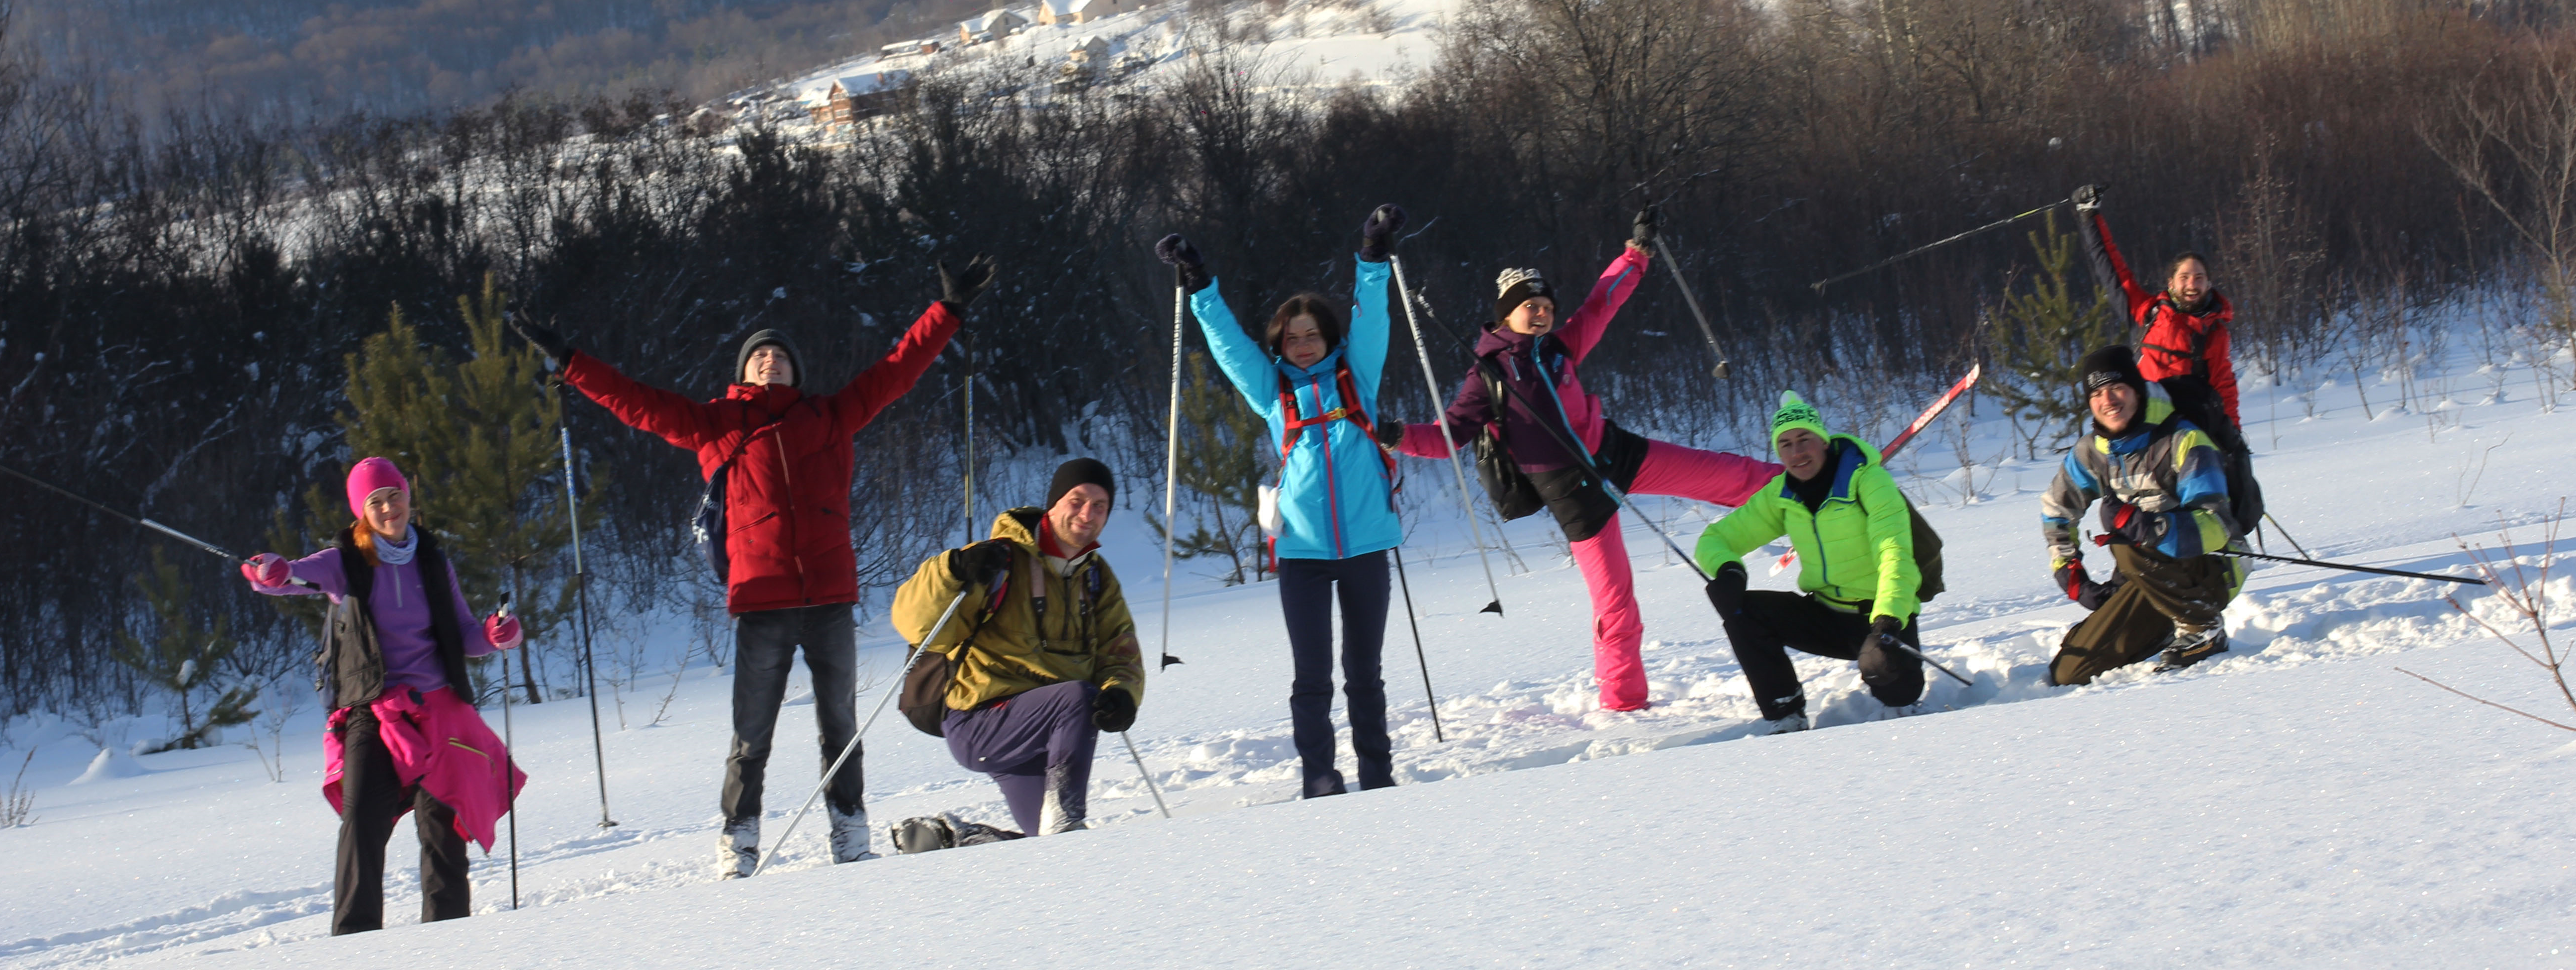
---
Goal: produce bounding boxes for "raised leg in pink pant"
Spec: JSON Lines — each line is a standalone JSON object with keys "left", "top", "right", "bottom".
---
{"left": 1569, "top": 438, "right": 1780, "bottom": 711}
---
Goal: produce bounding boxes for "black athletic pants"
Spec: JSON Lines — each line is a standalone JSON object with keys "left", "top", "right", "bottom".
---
{"left": 1719, "top": 591, "right": 1925, "bottom": 721}
{"left": 723, "top": 603, "right": 863, "bottom": 823}
{"left": 1278, "top": 550, "right": 1394, "bottom": 797}
{"left": 333, "top": 705, "right": 470, "bottom": 936}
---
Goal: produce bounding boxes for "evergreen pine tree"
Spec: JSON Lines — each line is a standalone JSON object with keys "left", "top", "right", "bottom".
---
{"left": 275, "top": 275, "right": 578, "bottom": 705}
{"left": 115, "top": 547, "right": 258, "bottom": 752}
{"left": 1985, "top": 211, "right": 2120, "bottom": 456}
{"left": 1152, "top": 352, "right": 1271, "bottom": 585}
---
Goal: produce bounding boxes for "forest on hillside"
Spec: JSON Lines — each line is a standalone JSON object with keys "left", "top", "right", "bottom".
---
{"left": 5, "top": 0, "right": 2575, "bottom": 720}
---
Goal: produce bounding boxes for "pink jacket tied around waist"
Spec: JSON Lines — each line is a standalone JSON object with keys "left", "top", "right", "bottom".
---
{"left": 323, "top": 685, "right": 527, "bottom": 851}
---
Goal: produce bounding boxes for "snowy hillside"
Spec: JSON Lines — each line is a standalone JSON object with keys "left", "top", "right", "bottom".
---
{"left": 733, "top": 0, "right": 1457, "bottom": 131}
{"left": 5, "top": 329, "right": 2575, "bottom": 966}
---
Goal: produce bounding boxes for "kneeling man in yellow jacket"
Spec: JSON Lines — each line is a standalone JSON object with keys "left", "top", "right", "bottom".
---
{"left": 893, "top": 458, "right": 1145, "bottom": 835}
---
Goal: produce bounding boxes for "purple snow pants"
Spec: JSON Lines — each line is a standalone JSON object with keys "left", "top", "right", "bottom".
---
{"left": 942, "top": 680, "right": 1100, "bottom": 835}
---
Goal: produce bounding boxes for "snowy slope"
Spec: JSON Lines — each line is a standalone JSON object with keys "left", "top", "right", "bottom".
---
{"left": 5, "top": 332, "right": 2575, "bottom": 967}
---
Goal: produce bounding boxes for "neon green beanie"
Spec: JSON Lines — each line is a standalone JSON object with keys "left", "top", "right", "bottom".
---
{"left": 1769, "top": 390, "right": 1829, "bottom": 452}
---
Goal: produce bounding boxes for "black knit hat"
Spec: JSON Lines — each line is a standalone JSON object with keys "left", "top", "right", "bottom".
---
{"left": 2078, "top": 344, "right": 2147, "bottom": 399}
{"left": 735, "top": 329, "right": 803, "bottom": 388}
{"left": 1047, "top": 458, "right": 1116, "bottom": 509}
{"left": 1493, "top": 268, "right": 1555, "bottom": 323}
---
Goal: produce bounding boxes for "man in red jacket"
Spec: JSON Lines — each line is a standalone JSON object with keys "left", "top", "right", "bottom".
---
{"left": 2072, "top": 184, "right": 2241, "bottom": 439}
{"left": 511, "top": 256, "right": 992, "bottom": 877}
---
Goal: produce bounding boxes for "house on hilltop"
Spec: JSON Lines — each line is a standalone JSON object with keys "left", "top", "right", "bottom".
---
{"left": 957, "top": 7, "right": 1030, "bottom": 44}
{"left": 806, "top": 71, "right": 914, "bottom": 126}
{"left": 1036, "top": 0, "right": 1127, "bottom": 26}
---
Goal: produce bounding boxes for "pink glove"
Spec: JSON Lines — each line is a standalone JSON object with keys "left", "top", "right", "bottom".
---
{"left": 484, "top": 613, "right": 524, "bottom": 650}
{"left": 241, "top": 553, "right": 291, "bottom": 587}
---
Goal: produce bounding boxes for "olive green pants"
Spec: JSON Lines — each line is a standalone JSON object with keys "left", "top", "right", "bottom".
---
{"left": 2050, "top": 544, "right": 2241, "bottom": 686}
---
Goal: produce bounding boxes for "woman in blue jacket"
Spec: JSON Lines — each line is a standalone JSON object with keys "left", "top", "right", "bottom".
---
{"left": 1155, "top": 205, "right": 1406, "bottom": 797}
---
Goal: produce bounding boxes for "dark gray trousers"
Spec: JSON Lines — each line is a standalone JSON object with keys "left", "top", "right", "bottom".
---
{"left": 723, "top": 603, "right": 862, "bottom": 822}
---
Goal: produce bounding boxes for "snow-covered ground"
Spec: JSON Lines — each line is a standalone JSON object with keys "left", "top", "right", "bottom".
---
{"left": 6, "top": 333, "right": 2575, "bottom": 967}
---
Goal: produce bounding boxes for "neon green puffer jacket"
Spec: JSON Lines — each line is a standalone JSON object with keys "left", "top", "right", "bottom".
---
{"left": 1693, "top": 435, "right": 1920, "bottom": 622}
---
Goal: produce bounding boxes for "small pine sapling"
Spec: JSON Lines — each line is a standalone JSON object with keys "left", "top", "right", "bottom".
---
{"left": 115, "top": 548, "right": 259, "bottom": 752}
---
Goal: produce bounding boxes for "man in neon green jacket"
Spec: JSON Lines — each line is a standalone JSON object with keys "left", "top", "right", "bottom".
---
{"left": 1695, "top": 392, "right": 1925, "bottom": 734}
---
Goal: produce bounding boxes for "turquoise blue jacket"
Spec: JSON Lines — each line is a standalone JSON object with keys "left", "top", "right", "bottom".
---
{"left": 1189, "top": 255, "right": 1401, "bottom": 561}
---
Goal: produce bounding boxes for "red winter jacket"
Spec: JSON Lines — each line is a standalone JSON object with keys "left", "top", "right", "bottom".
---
{"left": 2078, "top": 211, "right": 2240, "bottom": 426}
{"left": 563, "top": 302, "right": 960, "bottom": 613}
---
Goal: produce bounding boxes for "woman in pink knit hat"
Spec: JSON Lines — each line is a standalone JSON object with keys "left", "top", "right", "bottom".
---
{"left": 242, "top": 457, "right": 528, "bottom": 935}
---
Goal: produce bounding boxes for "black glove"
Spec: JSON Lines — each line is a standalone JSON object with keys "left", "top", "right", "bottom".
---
{"left": 1863, "top": 615, "right": 1905, "bottom": 653}
{"left": 1630, "top": 206, "right": 1660, "bottom": 250}
{"left": 507, "top": 317, "right": 573, "bottom": 365}
{"left": 1373, "top": 419, "right": 1406, "bottom": 449}
{"left": 2053, "top": 559, "right": 2120, "bottom": 610}
{"left": 938, "top": 254, "right": 997, "bottom": 309}
{"left": 1154, "top": 233, "right": 1210, "bottom": 293}
{"left": 1703, "top": 561, "right": 1748, "bottom": 618}
{"left": 1856, "top": 615, "right": 1914, "bottom": 690}
{"left": 1091, "top": 687, "right": 1136, "bottom": 732}
{"left": 2097, "top": 501, "right": 2164, "bottom": 549}
{"left": 945, "top": 538, "right": 1015, "bottom": 584}
{"left": 2072, "top": 183, "right": 2106, "bottom": 212}
{"left": 1358, "top": 203, "right": 1407, "bottom": 262}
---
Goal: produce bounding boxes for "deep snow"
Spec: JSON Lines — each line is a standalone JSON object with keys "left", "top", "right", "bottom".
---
{"left": 5, "top": 334, "right": 2575, "bottom": 968}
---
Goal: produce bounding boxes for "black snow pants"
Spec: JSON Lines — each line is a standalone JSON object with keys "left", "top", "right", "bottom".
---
{"left": 1718, "top": 591, "right": 1924, "bottom": 721}
{"left": 723, "top": 603, "right": 863, "bottom": 824}
{"left": 334, "top": 704, "right": 470, "bottom": 936}
{"left": 1278, "top": 550, "right": 1394, "bottom": 797}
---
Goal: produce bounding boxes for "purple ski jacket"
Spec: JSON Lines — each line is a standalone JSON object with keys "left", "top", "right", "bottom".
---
{"left": 1394, "top": 246, "right": 1650, "bottom": 472}
{"left": 250, "top": 537, "right": 500, "bottom": 694}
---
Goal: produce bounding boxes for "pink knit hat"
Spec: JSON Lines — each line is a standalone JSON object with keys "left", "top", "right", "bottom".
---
{"left": 346, "top": 457, "right": 410, "bottom": 519}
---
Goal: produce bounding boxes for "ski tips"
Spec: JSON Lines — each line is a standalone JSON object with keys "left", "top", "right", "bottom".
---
{"left": 1480, "top": 600, "right": 1503, "bottom": 616}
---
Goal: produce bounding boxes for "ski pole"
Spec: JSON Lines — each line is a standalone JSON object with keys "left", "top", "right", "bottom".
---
{"left": 2233, "top": 549, "right": 2487, "bottom": 586}
{"left": 1649, "top": 240, "right": 1731, "bottom": 379}
{"left": 1809, "top": 190, "right": 2092, "bottom": 293}
{"left": 1870, "top": 630, "right": 1974, "bottom": 686}
{"left": 558, "top": 426, "right": 618, "bottom": 829}
{"left": 962, "top": 335, "right": 976, "bottom": 542}
{"left": 1156, "top": 280, "right": 1187, "bottom": 669}
{"left": 0, "top": 462, "right": 319, "bottom": 588}
{"left": 1390, "top": 548, "right": 1444, "bottom": 742}
{"left": 1118, "top": 731, "right": 1171, "bottom": 819}
{"left": 1388, "top": 255, "right": 1505, "bottom": 616}
{"left": 756, "top": 581, "right": 978, "bottom": 876}
{"left": 1407, "top": 299, "right": 1710, "bottom": 579}
{"left": 2262, "top": 512, "right": 2314, "bottom": 560}
{"left": 496, "top": 595, "right": 520, "bottom": 910}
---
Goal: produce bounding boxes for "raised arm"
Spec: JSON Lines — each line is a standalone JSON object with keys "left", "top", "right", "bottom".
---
{"left": 2075, "top": 193, "right": 2155, "bottom": 324}
{"left": 1347, "top": 255, "right": 1393, "bottom": 395}
{"left": 562, "top": 352, "right": 726, "bottom": 453}
{"left": 1189, "top": 278, "right": 1282, "bottom": 418}
{"left": 1556, "top": 245, "right": 1651, "bottom": 363}
{"left": 825, "top": 300, "right": 962, "bottom": 431}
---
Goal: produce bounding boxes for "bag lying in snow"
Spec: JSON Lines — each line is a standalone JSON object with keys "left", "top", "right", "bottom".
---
{"left": 890, "top": 814, "right": 1025, "bottom": 854}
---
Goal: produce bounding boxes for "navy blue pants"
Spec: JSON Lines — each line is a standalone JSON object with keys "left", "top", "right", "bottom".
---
{"left": 943, "top": 680, "right": 1099, "bottom": 834}
{"left": 1278, "top": 550, "right": 1393, "bottom": 797}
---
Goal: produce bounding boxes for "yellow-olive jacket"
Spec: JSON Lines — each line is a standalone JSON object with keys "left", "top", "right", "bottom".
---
{"left": 891, "top": 507, "right": 1145, "bottom": 712}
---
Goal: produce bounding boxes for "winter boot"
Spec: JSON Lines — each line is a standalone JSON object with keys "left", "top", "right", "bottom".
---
{"left": 718, "top": 817, "right": 759, "bottom": 879}
{"left": 828, "top": 804, "right": 877, "bottom": 863}
{"left": 1752, "top": 711, "right": 1810, "bottom": 736}
{"left": 2152, "top": 626, "right": 2230, "bottom": 674}
{"left": 1037, "top": 763, "right": 1090, "bottom": 835}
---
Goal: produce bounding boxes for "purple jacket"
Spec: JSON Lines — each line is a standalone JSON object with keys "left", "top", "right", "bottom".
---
{"left": 1396, "top": 247, "right": 1649, "bottom": 472}
{"left": 252, "top": 542, "right": 497, "bottom": 694}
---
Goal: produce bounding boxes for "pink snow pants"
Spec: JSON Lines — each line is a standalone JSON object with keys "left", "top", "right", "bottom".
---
{"left": 1574, "top": 440, "right": 1778, "bottom": 711}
